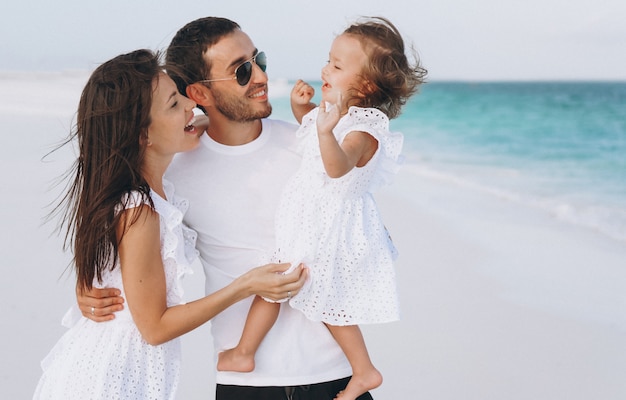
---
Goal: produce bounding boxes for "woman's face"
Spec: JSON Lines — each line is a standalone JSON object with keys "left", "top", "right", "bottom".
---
{"left": 146, "top": 73, "right": 201, "bottom": 157}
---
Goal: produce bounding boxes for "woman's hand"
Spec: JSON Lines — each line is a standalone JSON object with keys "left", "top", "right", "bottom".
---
{"left": 76, "top": 286, "right": 125, "bottom": 322}
{"left": 240, "top": 262, "right": 308, "bottom": 302}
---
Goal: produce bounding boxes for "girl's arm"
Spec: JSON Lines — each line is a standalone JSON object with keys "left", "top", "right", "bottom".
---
{"left": 290, "top": 79, "right": 316, "bottom": 124}
{"left": 316, "top": 101, "right": 378, "bottom": 179}
{"left": 118, "top": 205, "right": 305, "bottom": 345}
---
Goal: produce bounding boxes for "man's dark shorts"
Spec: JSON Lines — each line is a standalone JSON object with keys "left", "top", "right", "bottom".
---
{"left": 216, "top": 376, "right": 374, "bottom": 400}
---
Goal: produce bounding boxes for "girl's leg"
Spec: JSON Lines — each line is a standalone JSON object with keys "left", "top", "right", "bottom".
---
{"left": 217, "top": 296, "right": 280, "bottom": 372}
{"left": 325, "top": 324, "right": 383, "bottom": 400}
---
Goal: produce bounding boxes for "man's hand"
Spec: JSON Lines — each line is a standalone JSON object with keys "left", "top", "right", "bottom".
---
{"left": 76, "top": 286, "right": 125, "bottom": 322}
{"left": 192, "top": 114, "right": 209, "bottom": 136}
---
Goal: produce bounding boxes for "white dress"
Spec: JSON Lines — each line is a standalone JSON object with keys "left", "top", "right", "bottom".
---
{"left": 33, "top": 181, "right": 198, "bottom": 400}
{"left": 275, "top": 106, "right": 403, "bottom": 326}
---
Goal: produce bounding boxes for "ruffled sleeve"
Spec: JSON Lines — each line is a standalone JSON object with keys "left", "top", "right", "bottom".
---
{"left": 162, "top": 180, "right": 199, "bottom": 266}
{"left": 337, "top": 107, "right": 404, "bottom": 189}
{"left": 151, "top": 180, "right": 198, "bottom": 304}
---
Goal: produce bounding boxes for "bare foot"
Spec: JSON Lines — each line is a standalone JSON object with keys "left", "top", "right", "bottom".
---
{"left": 334, "top": 368, "right": 382, "bottom": 400}
{"left": 216, "top": 348, "right": 255, "bottom": 372}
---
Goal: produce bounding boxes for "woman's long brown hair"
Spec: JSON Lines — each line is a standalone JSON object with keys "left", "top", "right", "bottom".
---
{"left": 54, "top": 49, "right": 161, "bottom": 292}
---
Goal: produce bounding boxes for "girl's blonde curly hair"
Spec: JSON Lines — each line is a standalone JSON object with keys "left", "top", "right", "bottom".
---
{"left": 345, "top": 17, "right": 428, "bottom": 119}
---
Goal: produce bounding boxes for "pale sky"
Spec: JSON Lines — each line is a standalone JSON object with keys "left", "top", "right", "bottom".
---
{"left": 1, "top": 0, "right": 624, "bottom": 81}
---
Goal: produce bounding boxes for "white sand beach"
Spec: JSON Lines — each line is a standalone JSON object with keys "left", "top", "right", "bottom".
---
{"left": 1, "top": 73, "right": 625, "bottom": 399}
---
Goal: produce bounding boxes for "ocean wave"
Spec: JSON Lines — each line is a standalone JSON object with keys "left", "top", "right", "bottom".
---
{"left": 405, "top": 162, "right": 626, "bottom": 244}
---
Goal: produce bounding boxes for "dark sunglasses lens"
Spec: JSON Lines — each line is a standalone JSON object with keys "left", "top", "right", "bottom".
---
{"left": 256, "top": 52, "right": 267, "bottom": 72}
{"left": 235, "top": 62, "right": 253, "bottom": 86}
{"left": 234, "top": 52, "right": 267, "bottom": 86}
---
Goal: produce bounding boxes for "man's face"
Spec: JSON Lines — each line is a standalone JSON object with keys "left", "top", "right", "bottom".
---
{"left": 204, "top": 30, "right": 272, "bottom": 122}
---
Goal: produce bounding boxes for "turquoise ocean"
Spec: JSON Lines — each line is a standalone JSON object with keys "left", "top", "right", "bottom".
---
{"left": 270, "top": 81, "right": 626, "bottom": 244}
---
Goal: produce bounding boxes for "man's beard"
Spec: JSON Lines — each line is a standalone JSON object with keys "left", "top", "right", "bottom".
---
{"left": 212, "top": 84, "right": 272, "bottom": 122}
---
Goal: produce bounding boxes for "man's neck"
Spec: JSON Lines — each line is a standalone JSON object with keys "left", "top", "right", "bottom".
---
{"left": 206, "top": 114, "right": 263, "bottom": 146}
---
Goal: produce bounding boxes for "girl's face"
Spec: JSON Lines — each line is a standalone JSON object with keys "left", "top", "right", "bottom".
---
{"left": 320, "top": 33, "right": 369, "bottom": 112}
{"left": 147, "top": 73, "right": 201, "bottom": 157}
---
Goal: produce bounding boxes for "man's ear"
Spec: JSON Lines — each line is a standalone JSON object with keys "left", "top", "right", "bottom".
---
{"left": 186, "top": 83, "right": 213, "bottom": 108}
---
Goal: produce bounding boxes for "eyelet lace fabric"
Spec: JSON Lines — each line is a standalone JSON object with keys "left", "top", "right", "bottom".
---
{"left": 275, "top": 106, "right": 402, "bottom": 326}
{"left": 34, "top": 180, "right": 198, "bottom": 400}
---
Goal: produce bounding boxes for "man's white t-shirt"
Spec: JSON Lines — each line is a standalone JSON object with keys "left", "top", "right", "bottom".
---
{"left": 166, "top": 118, "right": 352, "bottom": 387}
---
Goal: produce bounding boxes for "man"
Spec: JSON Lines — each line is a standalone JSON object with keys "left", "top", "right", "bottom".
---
{"left": 80, "top": 17, "right": 374, "bottom": 400}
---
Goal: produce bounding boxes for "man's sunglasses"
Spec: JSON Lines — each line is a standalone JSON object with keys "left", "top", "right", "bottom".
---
{"left": 198, "top": 51, "right": 267, "bottom": 86}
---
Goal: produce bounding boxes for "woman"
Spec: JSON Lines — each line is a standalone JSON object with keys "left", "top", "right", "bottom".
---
{"left": 34, "top": 49, "right": 304, "bottom": 400}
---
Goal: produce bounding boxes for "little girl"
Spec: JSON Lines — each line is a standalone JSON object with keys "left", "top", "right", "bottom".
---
{"left": 218, "top": 17, "right": 427, "bottom": 400}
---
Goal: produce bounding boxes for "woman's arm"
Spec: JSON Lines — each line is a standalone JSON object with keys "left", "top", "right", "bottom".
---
{"left": 77, "top": 206, "right": 307, "bottom": 334}
{"left": 115, "top": 205, "right": 305, "bottom": 345}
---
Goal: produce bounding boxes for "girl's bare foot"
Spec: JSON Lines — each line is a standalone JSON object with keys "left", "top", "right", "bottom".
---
{"left": 216, "top": 348, "right": 255, "bottom": 372}
{"left": 334, "top": 368, "right": 382, "bottom": 400}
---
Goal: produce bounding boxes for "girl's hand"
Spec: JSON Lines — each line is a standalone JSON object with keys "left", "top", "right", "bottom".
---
{"left": 290, "top": 79, "right": 315, "bottom": 106}
{"left": 291, "top": 79, "right": 316, "bottom": 124}
{"left": 317, "top": 92, "right": 343, "bottom": 135}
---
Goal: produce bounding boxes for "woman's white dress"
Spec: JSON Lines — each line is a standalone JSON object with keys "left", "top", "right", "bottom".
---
{"left": 33, "top": 181, "right": 198, "bottom": 400}
{"left": 275, "top": 106, "right": 403, "bottom": 326}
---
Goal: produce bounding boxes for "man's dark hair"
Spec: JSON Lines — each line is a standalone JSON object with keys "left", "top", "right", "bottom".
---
{"left": 165, "top": 17, "right": 241, "bottom": 96}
